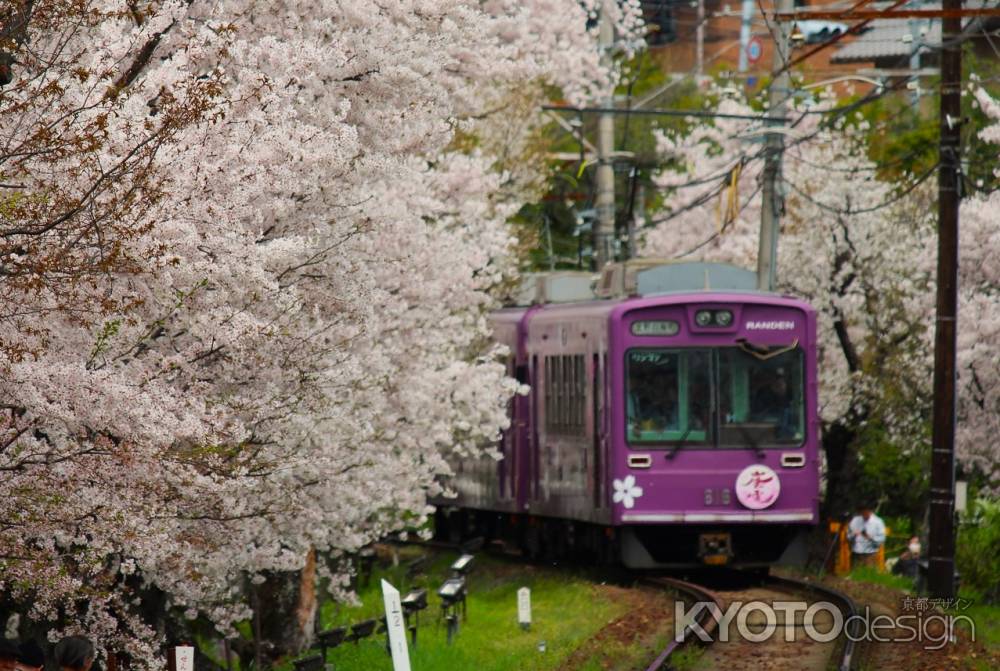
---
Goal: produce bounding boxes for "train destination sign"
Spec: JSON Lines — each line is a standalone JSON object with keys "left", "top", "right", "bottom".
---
{"left": 630, "top": 320, "right": 679, "bottom": 336}
{"left": 745, "top": 320, "right": 795, "bottom": 330}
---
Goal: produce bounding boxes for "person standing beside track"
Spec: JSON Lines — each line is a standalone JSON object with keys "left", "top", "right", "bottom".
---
{"left": 847, "top": 502, "right": 886, "bottom": 569}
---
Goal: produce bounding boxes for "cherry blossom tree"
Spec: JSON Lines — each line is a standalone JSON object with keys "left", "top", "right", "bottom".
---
{"left": 953, "top": 88, "right": 1000, "bottom": 491}
{"left": 0, "top": 0, "right": 641, "bottom": 665}
{"left": 643, "top": 91, "right": 938, "bottom": 507}
{"left": 644, "top": 86, "right": 1000, "bottom": 502}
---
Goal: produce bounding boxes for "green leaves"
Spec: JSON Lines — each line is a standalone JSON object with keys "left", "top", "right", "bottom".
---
{"left": 88, "top": 318, "right": 122, "bottom": 363}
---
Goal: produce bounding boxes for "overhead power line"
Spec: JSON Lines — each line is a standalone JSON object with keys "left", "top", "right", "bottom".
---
{"left": 784, "top": 161, "right": 940, "bottom": 216}
{"left": 543, "top": 104, "right": 791, "bottom": 123}
{"left": 774, "top": 6, "right": 1000, "bottom": 20}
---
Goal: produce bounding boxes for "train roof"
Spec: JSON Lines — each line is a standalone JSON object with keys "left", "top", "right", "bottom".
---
{"left": 527, "top": 291, "right": 813, "bottom": 321}
{"left": 495, "top": 262, "right": 814, "bottom": 322}
{"left": 492, "top": 291, "right": 814, "bottom": 331}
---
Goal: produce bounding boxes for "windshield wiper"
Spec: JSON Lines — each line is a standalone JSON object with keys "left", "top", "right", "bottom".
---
{"left": 665, "top": 426, "right": 694, "bottom": 460}
{"left": 736, "top": 338, "right": 799, "bottom": 361}
{"left": 737, "top": 424, "right": 766, "bottom": 459}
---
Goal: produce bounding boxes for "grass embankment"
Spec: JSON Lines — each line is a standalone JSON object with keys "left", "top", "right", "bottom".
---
{"left": 845, "top": 565, "right": 1000, "bottom": 650}
{"left": 837, "top": 566, "right": 1000, "bottom": 670}
{"left": 311, "top": 546, "right": 667, "bottom": 671}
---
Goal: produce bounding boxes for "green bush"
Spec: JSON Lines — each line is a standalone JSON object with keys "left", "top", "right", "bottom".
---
{"left": 955, "top": 499, "right": 1000, "bottom": 604}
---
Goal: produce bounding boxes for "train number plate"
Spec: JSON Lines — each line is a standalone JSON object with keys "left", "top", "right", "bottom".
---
{"left": 703, "top": 488, "right": 731, "bottom": 506}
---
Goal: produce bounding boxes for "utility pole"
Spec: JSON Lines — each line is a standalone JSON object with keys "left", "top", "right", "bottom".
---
{"left": 738, "top": 0, "right": 755, "bottom": 72}
{"left": 908, "top": 11, "right": 926, "bottom": 107}
{"left": 543, "top": 214, "right": 555, "bottom": 271}
{"left": 627, "top": 179, "right": 644, "bottom": 260}
{"left": 696, "top": 0, "right": 705, "bottom": 75}
{"left": 928, "top": 0, "right": 962, "bottom": 600}
{"left": 757, "top": 0, "right": 793, "bottom": 291}
{"left": 767, "top": 0, "right": 1000, "bottom": 605}
{"left": 594, "top": 1, "right": 616, "bottom": 269}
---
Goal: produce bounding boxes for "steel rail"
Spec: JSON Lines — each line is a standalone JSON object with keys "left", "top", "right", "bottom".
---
{"left": 405, "top": 539, "right": 863, "bottom": 670}
{"left": 763, "top": 574, "right": 862, "bottom": 671}
{"left": 642, "top": 576, "right": 725, "bottom": 671}
{"left": 643, "top": 571, "right": 862, "bottom": 671}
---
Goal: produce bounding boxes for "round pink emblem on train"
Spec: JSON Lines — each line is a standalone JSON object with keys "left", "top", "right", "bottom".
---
{"left": 735, "top": 465, "right": 781, "bottom": 510}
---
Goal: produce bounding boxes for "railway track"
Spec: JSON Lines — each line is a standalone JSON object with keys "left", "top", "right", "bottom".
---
{"left": 644, "top": 571, "right": 861, "bottom": 671}
{"left": 642, "top": 575, "right": 726, "bottom": 671}
{"left": 401, "top": 539, "right": 862, "bottom": 670}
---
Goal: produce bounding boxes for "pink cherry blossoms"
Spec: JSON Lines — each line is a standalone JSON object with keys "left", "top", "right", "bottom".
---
{"left": 0, "top": 0, "right": 638, "bottom": 664}
{"left": 644, "top": 87, "right": 998, "bottom": 493}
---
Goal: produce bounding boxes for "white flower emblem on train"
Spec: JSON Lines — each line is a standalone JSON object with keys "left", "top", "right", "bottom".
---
{"left": 612, "top": 475, "right": 644, "bottom": 509}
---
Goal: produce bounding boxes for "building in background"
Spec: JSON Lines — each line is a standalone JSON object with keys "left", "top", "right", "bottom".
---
{"left": 639, "top": 0, "right": 1000, "bottom": 93}
{"left": 640, "top": 0, "right": 869, "bottom": 80}
{"left": 831, "top": 1, "right": 1000, "bottom": 71}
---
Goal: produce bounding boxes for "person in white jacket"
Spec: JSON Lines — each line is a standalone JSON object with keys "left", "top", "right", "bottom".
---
{"left": 848, "top": 503, "right": 887, "bottom": 569}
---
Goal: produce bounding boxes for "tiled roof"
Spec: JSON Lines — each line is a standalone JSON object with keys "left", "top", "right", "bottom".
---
{"left": 829, "top": 1, "right": 997, "bottom": 63}
{"left": 831, "top": 19, "right": 940, "bottom": 62}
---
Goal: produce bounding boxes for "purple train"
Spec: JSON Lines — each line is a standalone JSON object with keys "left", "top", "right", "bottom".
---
{"left": 437, "top": 261, "right": 820, "bottom": 567}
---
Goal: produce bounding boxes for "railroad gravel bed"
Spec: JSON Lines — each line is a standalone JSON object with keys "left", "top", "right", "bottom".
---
{"left": 692, "top": 585, "right": 837, "bottom": 671}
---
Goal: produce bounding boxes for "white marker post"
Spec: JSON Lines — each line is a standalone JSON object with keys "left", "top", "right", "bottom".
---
{"left": 955, "top": 480, "right": 968, "bottom": 513}
{"left": 174, "top": 646, "right": 195, "bottom": 671}
{"left": 517, "top": 586, "right": 531, "bottom": 631}
{"left": 381, "top": 579, "right": 412, "bottom": 671}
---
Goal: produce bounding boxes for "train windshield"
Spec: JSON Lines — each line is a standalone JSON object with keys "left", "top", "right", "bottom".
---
{"left": 718, "top": 347, "right": 804, "bottom": 446}
{"left": 625, "top": 346, "right": 805, "bottom": 448}
{"left": 626, "top": 349, "right": 711, "bottom": 444}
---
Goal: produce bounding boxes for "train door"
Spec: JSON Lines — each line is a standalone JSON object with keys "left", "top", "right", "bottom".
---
{"left": 592, "top": 352, "right": 604, "bottom": 508}
{"left": 510, "top": 362, "right": 528, "bottom": 503}
{"left": 530, "top": 354, "right": 540, "bottom": 504}
{"left": 498, "top": 356, "right": 514, "bottom": 501}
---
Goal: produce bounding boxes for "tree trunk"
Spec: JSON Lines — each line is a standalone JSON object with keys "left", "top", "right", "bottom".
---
{"left": 822, "top": 421, "right": 859, "bottom": 521}
{"left": 256, "top": 549, "right": 318, "bottom": 665}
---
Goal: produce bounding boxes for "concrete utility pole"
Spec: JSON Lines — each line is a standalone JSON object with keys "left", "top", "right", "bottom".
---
{"left": 738, "top": 0, "right": 755, "bottom": 72}
{"left": 594, "top": 1, "right": 616, "bottom": 269}
{"left": 627, "top": 180, "right": 645, "bottom": 260}
{"left": 928, "top": 0, "right": 962, "bottom": 600}
{"left": 757, "top": 0, "right": 793, "bottom": 291}
{"left": 908, "top": 13, "right": 925, "bottom": 106}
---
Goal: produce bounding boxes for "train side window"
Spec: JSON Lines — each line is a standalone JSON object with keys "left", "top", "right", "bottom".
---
{"left": 544, "top": 353, "right": 586, "bottom": 435}
{"left": 571, "top": 354, "right": 580, "bottom": 432}
{"left": 564, "top": 355, "right": 572, "bottom": 431}
{"left": 543, "top": 356, "right": 551, "bottom": 431}
{"left": 555, "top": 355, "right": 564, "bottom": 431}
{"left": 576, "top": 355, "right": 586, "bottom": 432}
{"left": 547, "top": 356, "right": 553, "bottom": 430}
{"left": 565, "top": 355, "right": 573, "bottom": 430}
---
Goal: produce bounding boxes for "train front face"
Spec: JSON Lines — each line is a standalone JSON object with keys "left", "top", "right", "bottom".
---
{"left": 609, "top": 293, "right": 820, "bottom": 568}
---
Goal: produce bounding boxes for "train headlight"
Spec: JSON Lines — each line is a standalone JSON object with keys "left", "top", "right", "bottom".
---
{"left": 695, "top": 310, "right": 713, "bottom": 327}
{"left": 714, "top": 310, "right": 733, "bottom": 326}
